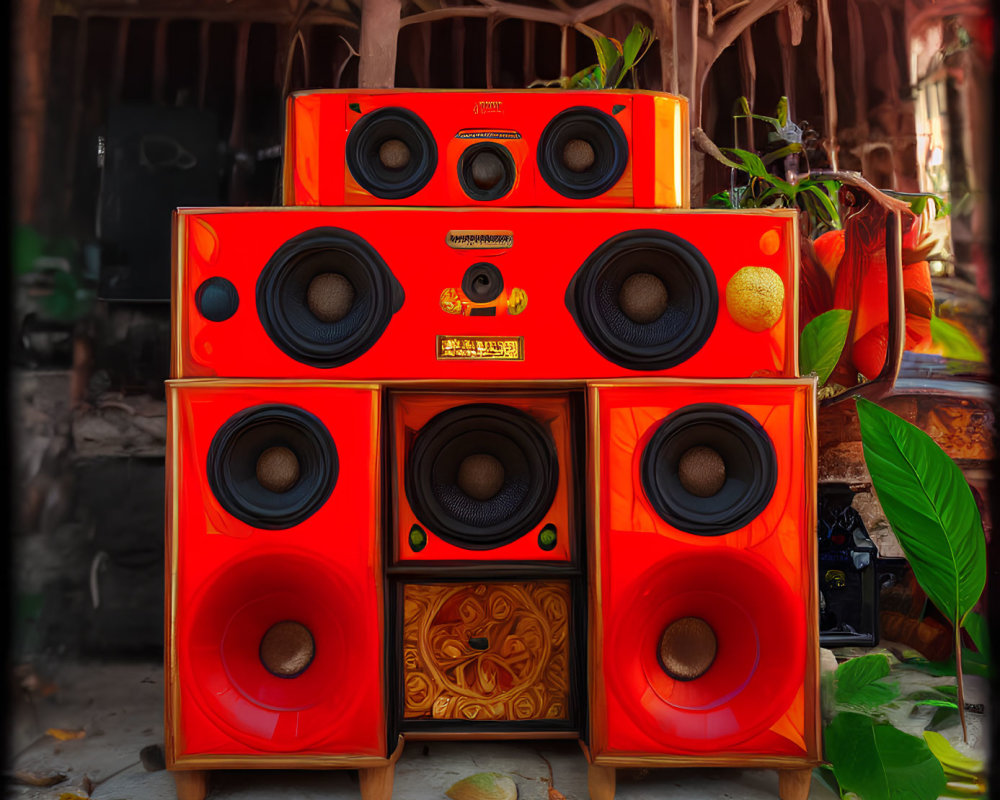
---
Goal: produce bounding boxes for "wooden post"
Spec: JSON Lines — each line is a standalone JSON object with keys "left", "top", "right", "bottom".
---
{"left": 358, "top": 763, "right": 396, "bottom": 800}
{"left": 172, "top": 770, "right": 208, "bottom": 800}
{"left": 358, "top": 0, "right": 402, "bottom": 88}
{"left": 12, "top": 0, "right": 52, "bottom": 227}
{"left": 587, "top": 763, "right": 616, "bottom": 800}
{"left": 778, "top": 767, "right": 812, "bottom": 800}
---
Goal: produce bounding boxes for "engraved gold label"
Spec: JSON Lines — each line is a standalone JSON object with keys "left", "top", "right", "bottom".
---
{"left": 446, "top": 231, "right": 514, "bottom": 249}
{"left": 455, "top": 130, "right": 522, "bottom": 140}
{"left": 437, "top": 336, "right": 524, "bottom": 361}
{"left": 472, "top": 100, "right": 504, "bottom": 114}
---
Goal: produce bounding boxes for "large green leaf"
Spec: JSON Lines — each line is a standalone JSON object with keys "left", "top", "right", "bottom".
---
{"left": 835, "top": 654, "right": 900, "bottom": 710}
{"left": 855, "top": 398, "right": 986, "bottom": 628}
{"left": 800, "top": 309, "right": 850, "bottom": 385}
{"left": 825, "top": 712, "right": 947, "bottom": 800}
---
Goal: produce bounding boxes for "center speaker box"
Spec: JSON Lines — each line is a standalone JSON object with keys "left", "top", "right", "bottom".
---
{"left": 172, "top": 207, "right": 798, "bottom": 380}
{"left": 385, "top": 389, "right": 586, "bottom": 740}
{"left": 283, "top": 90, "right": 688, "bottom": 208}
{"left": 585, "top": 379, "right": 821, "bottom": 799}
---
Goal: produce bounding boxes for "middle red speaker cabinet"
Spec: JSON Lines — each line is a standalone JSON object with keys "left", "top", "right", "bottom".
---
{"left": 173, "top": 207, "right": 798, "bottom": 381}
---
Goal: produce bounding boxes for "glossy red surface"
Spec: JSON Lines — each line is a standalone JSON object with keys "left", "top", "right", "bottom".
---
{"left": 173, "top": 207, "right": 798, "bottom": 380}
{"left": 590, "top": 380, "right": 818, "bottom": 759}
{"left": 389, "top": 392, "right": 578, "bottom": 564}
{"left": 166, "top": 381, "right": 386, "bottom": 759}
{"left": 284, "top": 89, "right": 687, "bottom": 208}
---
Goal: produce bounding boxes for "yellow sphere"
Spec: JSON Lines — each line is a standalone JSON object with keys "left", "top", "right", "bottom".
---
{"left": 725, "top": 266, "right": 785, "bottom": 332}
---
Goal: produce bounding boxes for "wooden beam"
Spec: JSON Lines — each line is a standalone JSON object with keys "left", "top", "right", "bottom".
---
{"left": 54, "top": 0, "right": 356, "bottom": 26}
{"left": 399, "top": 0, "right": 650, "bottom": 29}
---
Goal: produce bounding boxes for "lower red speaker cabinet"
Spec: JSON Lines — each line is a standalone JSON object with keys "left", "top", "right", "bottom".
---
{"left": 165, "top": 378, "right": 819, "bottom": 800}
{"left": 584, "top": 378, "right": 821, "bottom": 799}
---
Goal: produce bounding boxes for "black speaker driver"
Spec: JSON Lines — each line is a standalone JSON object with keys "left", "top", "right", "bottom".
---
{"left": 565, "top": 230, "right": 718, "bottom": 371}
{"left": 457, "top": 142, "right": 517, "bottom": 201}
{"left": 345, "top": 107, "right": 437, "bottom": 199}
{"left": 405, "top": 404, "right": 559, "bottom": 549}
{"left": 207, "top": 404, "right": 338, "bottom": 530}
{"left": 256, "top": 227, "right": 404, "bottom": 368}
{"left": 537, "top": 107, "right": 628, "bottom": 199}
{"left": 461, "top": 262, "right": 504, "bottom": 304}
{"left": 640, "top": 404, "right": 777, "bottom": 535}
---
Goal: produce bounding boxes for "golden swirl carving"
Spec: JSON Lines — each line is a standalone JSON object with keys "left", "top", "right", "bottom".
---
{"left": 402, "top": 582, "right": 571, "bottom": 721}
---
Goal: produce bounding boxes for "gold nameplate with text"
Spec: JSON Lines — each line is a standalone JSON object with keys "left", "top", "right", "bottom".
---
{"left": 437, "top": 336, "right": 524, "bottom": 361}
{"left": 446, "top": 230, "right": 513, "bottom": 249}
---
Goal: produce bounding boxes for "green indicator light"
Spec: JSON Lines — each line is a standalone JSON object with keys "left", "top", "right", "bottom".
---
{"left": 409, "top": 525, "right": 427, "bottom": 552}
{"left": 538, "top": 524, "right": 557, "bottom": 551}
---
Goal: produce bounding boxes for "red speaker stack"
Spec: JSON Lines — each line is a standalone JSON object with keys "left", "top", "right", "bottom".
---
{"left": 166, "top": 89, "right": 820, "bottom": 800}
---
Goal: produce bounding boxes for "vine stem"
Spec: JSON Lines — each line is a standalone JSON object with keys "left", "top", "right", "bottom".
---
{"left": 955, "top": 621, "right": 968, "bottom": 743}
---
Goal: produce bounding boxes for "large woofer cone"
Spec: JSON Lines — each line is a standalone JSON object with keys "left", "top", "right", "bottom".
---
{"left": 566, "top": 230, "right": 718, "bottom": 370}
{"left": 345, "top": 108, "right": 437, "bottom": 199}
{"left": 537, "top": 107, "right": 628, "bottom": 199}
{"left": 641, "top": 404, "right": 776, "bottom": 535}
{"left": 257, "top": 227, "right": 404, "bottom": 368}
{"left": 457, "top": 142, "right": 517, "bottom": 201}
{"left": 405, "top": 404, "right": 558, "bottom": 549}
{"left": 207, "top": 404, "right": 338, "bottom": 529}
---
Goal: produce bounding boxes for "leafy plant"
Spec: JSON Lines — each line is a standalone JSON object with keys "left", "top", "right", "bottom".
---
{"left": 530, "top": 22, "right": 655, "bottom": 89}
{"left": 856, "top": 397, "right": 987, "bottom": 741}
{"left": 821, "top": 652, "right": 990, "bottom": 800}
{"left": 706, "top": 97, "right": 841, "bottom": 236}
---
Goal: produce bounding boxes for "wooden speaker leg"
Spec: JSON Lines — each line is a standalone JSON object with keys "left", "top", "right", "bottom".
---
{"left": 588, "top": 763, "right": 616, "bottom": 800}
{"left": 172, "top": 770, "right": 208, "bottom": 800}
{"left": 778, "top": 768, "right": 812, "bottom": 800}
{"left": 359, "top": 763, "right": 396, "bottom": 800}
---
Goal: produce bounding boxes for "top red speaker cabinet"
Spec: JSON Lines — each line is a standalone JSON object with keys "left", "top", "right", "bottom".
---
{"left": 283, "top": 90, "right": 688, "bottom": 208}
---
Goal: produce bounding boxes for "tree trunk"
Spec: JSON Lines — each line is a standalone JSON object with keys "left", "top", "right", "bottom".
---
{"left": 359, "top": 0, "right": 402, "bottom": 88}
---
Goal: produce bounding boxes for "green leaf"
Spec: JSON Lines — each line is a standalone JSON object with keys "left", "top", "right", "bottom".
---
{"left": 884, "top": 190, "right": 951, "bottom": 219}
{"left": 594, "top": 36, "right": 620, "bottom": 88}
{"left": 927, "top": 705, "right": 961, "bottom": 732}
{"left": 565, "top": 64, "right": 601, "bottom": 89}
{"left": 708, "top": 190, "right": 734, "bottom": 208}
{"left": 13, "top": 225, "right": 46, "bottom": 275}
{"left": 776, "top": 96, "right": 788, "bottom": 127}
{"left": 856, "top": 397, "right": 987, "bottom": 628}
{"left": 825, "top": 712, "right": 947, "bottom": 800}
{"left": 800, "top": 309, "right": 850, "bottom": 386}
{"left": 723, "top": 147, "right": 770, "bottom": 179}
{"left": 962, "top": 611, "right": 990, "bottom": 656}
{"left": 930, "top": 317, "right": 985, "bottom": 361}
{"left": 622, "top": 22, "right": 645, "bottom": 71}
{"left": 761, "top": 142, "right": 803, "bottom": 165}
{"left": 913, "top": 699, "right": 959, "bottom": 708}
{"left": 835, "top": 654, "right": 900, "bottom": 709}
{"left": 923, "top": 731, "right": 984, "bottom": 781}
{"left": 800, "top": 183, "right": 841, "bottom": 226}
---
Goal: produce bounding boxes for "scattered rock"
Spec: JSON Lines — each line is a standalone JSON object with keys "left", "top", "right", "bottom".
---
{"left": 11, "top": 769, "right": 68, "bottom": 787}
{"left": 140, "top": 743, "right": 166, "bottom": 772}
{"left": 447, "top": 772, "right": 518, "bottom": 800}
